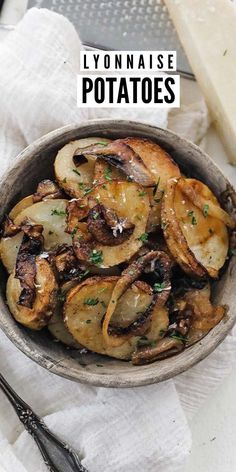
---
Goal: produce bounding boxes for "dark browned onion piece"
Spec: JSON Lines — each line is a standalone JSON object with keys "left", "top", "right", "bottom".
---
{"left": 49, "top": 244, "right": 85, "bottom": 282}
{"left": 132, "top": 337, "right": 184, "bottom": 365}
{"left": 66, "top": 198, "right": 89, "bottom": 234}
{"left": 1, "top": 215, "right": 20, "bottom": 237}
{"left": 75, "top": 139, "right": 155, "bottom": 187}
{"left": 87, "top": 204, "right": 134, "bottom": 246}
{"left": 102, "top": 250, "right": 172, "bottom": 345}
{"left": 33, "top": 179, "right": 64, "bottom": 203}
{"left": 15, "top": 223, "right": 44, "bottom": 308}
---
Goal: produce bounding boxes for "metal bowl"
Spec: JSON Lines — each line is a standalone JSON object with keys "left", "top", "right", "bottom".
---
{"left": 0, "top": 119, "right": 235, "bottom": 387}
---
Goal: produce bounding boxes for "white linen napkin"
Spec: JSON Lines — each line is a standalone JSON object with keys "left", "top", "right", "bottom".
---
{"left": 0, "top": 8, "right": 235, "bottom": 472}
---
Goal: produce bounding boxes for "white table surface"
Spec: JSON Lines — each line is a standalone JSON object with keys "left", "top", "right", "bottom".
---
{"left": 1, "top": 1, "right": 236, "bottom": 471}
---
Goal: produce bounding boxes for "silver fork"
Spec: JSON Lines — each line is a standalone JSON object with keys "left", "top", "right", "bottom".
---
{"left": 0, "top": 373, "right": 88, "bottom": 472}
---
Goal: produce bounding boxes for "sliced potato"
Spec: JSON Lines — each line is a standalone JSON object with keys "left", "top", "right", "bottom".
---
{"left": 88, "top": 181, "right": 150, "bottom": 267}
{"left": 64, "top": 276, "right": 169, "bottom": 360}
{"left": 54, "top": 138, "right": 111, "bottom": 198}
{"left": 162, "top": 178, "right": 229, "bottom": 278}
{"left": 15, "top": 199, "right": 72, "bottom": 250}
{"left": 48, "top": 309, "right": 81, "bottom": 348}
{"left": 6, "top": 257, "right": 57, "bottom": 330}
{"left": 0, "top": 231, "right": 23, "bottom": 273}
{"left": 9, "top": 195, "right": 33, "bottom": 220}
{"left": 121, "top": 138, "right": 180, "bottom": 231}
{"left": 1, "top": 200, "right": 71, "bottom": 273}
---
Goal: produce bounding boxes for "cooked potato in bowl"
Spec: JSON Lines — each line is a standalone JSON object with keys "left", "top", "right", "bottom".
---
{"left": 0, "top": 121, "right": 235, "bottom": 386}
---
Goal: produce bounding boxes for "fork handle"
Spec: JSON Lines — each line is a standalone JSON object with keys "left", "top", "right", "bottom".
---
{"left": 0, "top": 373, "right": 88, "bottom": 472}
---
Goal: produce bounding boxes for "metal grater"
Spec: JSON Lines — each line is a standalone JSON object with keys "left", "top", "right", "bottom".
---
{"left": 27, "top": 0, "right": 193, "bottom": 78}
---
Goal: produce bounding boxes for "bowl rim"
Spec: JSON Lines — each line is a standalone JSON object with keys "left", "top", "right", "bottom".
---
{"left": 0, "top": 118, "right": 235, "bottom": 388}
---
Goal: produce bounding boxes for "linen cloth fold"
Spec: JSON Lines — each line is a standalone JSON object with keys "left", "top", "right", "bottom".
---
{"left": 0, "top": 8, "right": 235, "bottom": 472}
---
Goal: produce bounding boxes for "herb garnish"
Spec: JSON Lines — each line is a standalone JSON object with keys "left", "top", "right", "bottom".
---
{"left": 137, "top": 336, "right": 157, "bottom": 348}
{"left": 203, "top": 204, "right": 209, "bottom": 217}
{"left": 169, "top": 331, "right": 186, "bottom": 342}
{"left": 79, "top": 269, "right": 90, "bottom": 280}
{"left": 89, "top": 249, "right": 103, "bottom": 265}
{"left": 138, "top": 233, "right": 148, "bottom": 243}
{"left": 72, "top": 168, "right": 81, "bottom": 176}
{"left": 138, "top": 190, "right": 147, "bottom": 197}
{"left": 188, "top": 210, "right": 197, "bottom": 225}
{"left": 92, "top": 212, "right": 99, "bottom": 220}
{"left": 231, "top": 248, "right": 236, "bottom": 256}
{"left": 48, "top": 230, "right": 54, "bottom": 235}
{"left": 104, "top": 167, "right": 112, "bottom": 181}
{"left": 86, "top": 319, "right": 92, "bottom": 324}
{"left": 57, "top": 289, "right": 66, "bottom": 303}
{"left": 63, "top": 177, "right": 67, "bottom": 183}
{"left": 51, "top": 209, "right": 66, "bottom": 216}
{"left": 84, "top": 298, "right": 99, "bottom": 306}
{"left": 96, "top": 141, "right": 108, "bottom": 146}
{"left": 83, "top": 187, "right": 93, "bottom": 196}
{"left": 153, "top": 282, "right": 166, "bottom": 293}
{"left": 223, "top": 49, "right": 228, "bottom": 56}
{"left": 152, "top": 177, "right": 160, "bottom": 196}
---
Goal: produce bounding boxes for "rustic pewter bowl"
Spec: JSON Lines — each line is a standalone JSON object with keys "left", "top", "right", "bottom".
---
{"left": 0, "top": 120, "right": 235, "bottom": 388}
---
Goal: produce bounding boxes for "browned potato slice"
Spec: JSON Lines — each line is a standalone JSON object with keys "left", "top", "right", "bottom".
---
{"left": 89, "top": 181, "right": 150, "bottom": 267}
{"left": 15, "top": 199, "right": 72, "bottom": 250}
{"left": 162, "top": 178, "right": 229, "bottom": 278}
{"left": 64, "top": 276, "right": 169, "bottom": 360}
{"left": 54, "top": 138, "right": 111, "bottom": 198}
{"left": 9, "top": 195, "right": 33, "bottom": 220}
{"left": 6, "top": 257, "right": 57, "bottom": 330}
{"left": 122, "top": 138, "right": 180, "bottom": 231}
{"left": 0, "top": 199, "right": 71, "bottom": 273}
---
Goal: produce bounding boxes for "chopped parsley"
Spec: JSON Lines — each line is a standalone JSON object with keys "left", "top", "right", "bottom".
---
{"left": 169, "top": 331, "right": 186, "bottom": 342}
{"left": 137, "top": 336, "right": 157, "bottom": 348}
{"left": 85, "top": 319, "right": 92, "bottom": 324}
{"left": 230, "top": 248, "right": 236, "bottom": 256}
{"left": 71, "top": 226, "right": 78, "bottom": 236}
{"left": 57, "top": 289, "right": 66, "bottom": 303}
{"left": 138, "top": 233, "right": 148, "bottom": 243}
{"left": 104, "top": 167, "right": 112, "bottom": 181}
{"left": 223, "top": 49, "right": 228, "bottom": 56}
{"left": 138, "top": 190, "right": 147, "bottom": 197}
{"left": 51, "top": 209, "right": 66, "bottom": 216}
{"left": 92, "top": 212, "right": 99, "bottom": 220}
{"left": 72, "top": 168, "right": 81, "bottom": 176}
{"left": 79, "top": 269, "right": 90, "bottom": 280}
{"left": 102, "top": 184, "right": 108, "bottom": 190}
{"left": 83, "top": 187, "right": 93, "bottom": 196}
{"left": 84, "top": 298, "right": 99, "bottom": 306}
{"left": 78, "top": 183, "right": 85, "bottom": 189}
{"left": 95, "top": 141, "right": 108, "bottom": 146}
{"left": 152, "top": 177, "right": 160, "bottom": 196}
{"left": 128, "top": 270, "right": 135, "bottom": 276}
{"left": 89, "top": 249, "right": 103, "bottom": 265}
{"left": 63, "top": 177, "right": 67, "bottom": 183}
{"left": 203, "top": 204, "right": 209, "bottom": 217}
{"left": 188, "top": 210, "right": 197, "bottom": 225}
{"left": 48, "top": 230, "right": 54, "bottom": 235}
{"left": 153, "top": 282, "right": 166, "bottom": 293}
{"left": 100, "top": 300, "right": 107, "bottom": 309}
{"left": 136, "top": 215, "right": 142, "bottom": 221}
{"left": 154, "top": 190, "right": 164, "bottom": 203}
